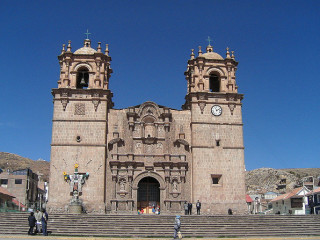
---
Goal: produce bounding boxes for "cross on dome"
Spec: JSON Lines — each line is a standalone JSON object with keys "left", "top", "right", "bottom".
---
{"left": 206, "top": 36, "right": 213, "bottom": 46}
{"left": 84, "top": 29, "right": 91, "bottom": 40}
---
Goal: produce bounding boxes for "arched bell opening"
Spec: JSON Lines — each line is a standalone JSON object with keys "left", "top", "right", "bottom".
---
{"left": 209, "top": 73, "right": 220, "bottom": 92}
{"left": 76, "top": 67, "right": 89, "bottom": 89}
{"left": 137, "top": 177, "right": 160, "bottom": 214}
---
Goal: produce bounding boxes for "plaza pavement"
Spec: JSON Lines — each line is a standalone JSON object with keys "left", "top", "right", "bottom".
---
{"left": 0, "top": 235, "right": 320, "bottom": 240}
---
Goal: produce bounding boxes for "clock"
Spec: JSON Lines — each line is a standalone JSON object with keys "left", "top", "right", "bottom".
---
{"left": 211, "top": 105, "right": 222, "bottom": 116}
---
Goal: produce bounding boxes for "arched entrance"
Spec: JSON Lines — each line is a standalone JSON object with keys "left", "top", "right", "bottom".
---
{"left": 137, "top": 177, "right": 160, "bottom": 214}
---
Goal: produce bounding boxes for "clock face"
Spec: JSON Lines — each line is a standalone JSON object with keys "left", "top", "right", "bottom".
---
{"left": 211, "top": 105, "right": 222, "bottom": 116}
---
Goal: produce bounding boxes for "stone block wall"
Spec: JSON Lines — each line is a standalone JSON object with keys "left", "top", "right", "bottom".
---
{"left": 48, "top": 89, "right": 109, "bottom": 213}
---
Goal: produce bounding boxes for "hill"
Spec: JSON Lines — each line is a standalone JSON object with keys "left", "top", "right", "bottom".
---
{"left": 246, "top": 167, "right": 320, "bottom": 194}
{"left": 0, "top": 152, "right": 50, "bottom": 182}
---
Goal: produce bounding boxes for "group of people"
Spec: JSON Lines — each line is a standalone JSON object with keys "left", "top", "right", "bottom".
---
{"left": 184, "top": 200, "right": 201, "bottom": 215}
{"left": 138, "top": 205, "right": 160, "bottom": 214}
{"left": 151, "top": 206, "right": 160, "bottom": 214}
{"left": 27, "top": 208, "right": 48, "bottom": 236}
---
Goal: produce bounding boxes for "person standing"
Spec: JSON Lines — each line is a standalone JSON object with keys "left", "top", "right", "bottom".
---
{"left": 173, "top": 215, "right": 181, "bottom": 239}
{"left": 188, "top": 202, "right": 192, "bottom": 215}
{"left": 28, "top": 212, "right": 36, "bottom": 235}
{"left": 184, "top": 201, "right": 188, "bottom": 215}
{"left": 34, "top": 208, "right": 42, "bottom": 234}
{"left": 196, "top": 200, "right": 201, "bottom": 215}
{"left": 41, "top": 209, "right": 48, "bottom": 236}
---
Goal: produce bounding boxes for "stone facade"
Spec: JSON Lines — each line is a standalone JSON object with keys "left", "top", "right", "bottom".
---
{"left": 47, "top": 39, "right": 247, "bottom": 214}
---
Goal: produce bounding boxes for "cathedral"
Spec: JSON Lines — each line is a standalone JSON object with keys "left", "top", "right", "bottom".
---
{"left": 47, "top": 37, "right": 247, "bottom": 214}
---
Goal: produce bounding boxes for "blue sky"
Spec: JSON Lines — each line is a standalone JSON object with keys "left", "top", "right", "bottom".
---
{"left": 1, "top": 1, "right": 319, "bottom": 170}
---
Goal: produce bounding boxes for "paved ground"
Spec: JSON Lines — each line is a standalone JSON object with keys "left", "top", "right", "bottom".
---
{"left": 0, "top": 236, "right": 320, "bottom": 240}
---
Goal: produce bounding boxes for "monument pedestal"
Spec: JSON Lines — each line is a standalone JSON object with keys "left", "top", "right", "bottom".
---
{"left": 69, "top": 202, "right": 82, "bottom": 214}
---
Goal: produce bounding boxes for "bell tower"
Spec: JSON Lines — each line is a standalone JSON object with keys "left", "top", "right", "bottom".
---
{"left": 183, "top": 42, "right": 247, "bottom": 214}
{"left": 48, "top": 37, "right": 113, "bottom": 213}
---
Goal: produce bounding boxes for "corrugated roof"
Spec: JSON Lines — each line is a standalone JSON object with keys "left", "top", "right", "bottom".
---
{"left": 306, "top": 187, "right": 320, "bottom": 195}
{"left": 0, "top": 186, "right": 15, "bottom": 198}
{"left": 271, "top": 187, "right": 307, "bottom": 202}
{"left": 284, "top": 187, "right": 303, "bottom": 199}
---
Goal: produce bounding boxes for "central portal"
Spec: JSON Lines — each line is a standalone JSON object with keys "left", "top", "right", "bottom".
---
{"left": 137, "top": 177, "right": 160, "bottom": 214}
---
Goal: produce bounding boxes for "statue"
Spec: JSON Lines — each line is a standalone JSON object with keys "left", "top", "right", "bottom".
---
{"left": 63, "top": 164, "right": 89, "bottom": 213}
{"left": 119, "top": 179, "right": 126, "bottom": 191}
{"left": 172, "top": 180, "right": 178, "bottom": 192}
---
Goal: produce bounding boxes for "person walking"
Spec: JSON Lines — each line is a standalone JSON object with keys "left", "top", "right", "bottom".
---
{"left": 41, "top": 209, "right": 48, "bottom": 236}
{"left": 196, "top": 200, "right": 201, "bottom": 215}
{"left": 173, "top": 215, "right": 181, "bottom": 239}
{"left": 28, "top": 212, "right": 36, "bottom": 235}
{"left": 34, "top": 208, "right": 42, "bottom": 234}
{"left": 184, "top": 201, "right": 188, "bottom": 215}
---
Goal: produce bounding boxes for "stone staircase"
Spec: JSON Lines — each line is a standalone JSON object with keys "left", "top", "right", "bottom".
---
{"left": 0, "top": 213, "right": 320, "bottom": 237}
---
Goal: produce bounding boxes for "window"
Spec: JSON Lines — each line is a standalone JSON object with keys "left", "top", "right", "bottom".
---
{"left": 212, "top": 177, "right": 219, "bottom": 184}
{"left": 216, "top": 140, "right": 220, "bottom": 146}
{"left": 211, "top": 174, "right": 222, "bottom": 185}
{"left": 0, "top": 179, "right": 8, "bottom": 185}
{"left": 209, "top": 74, "right": 220, "bottom": 92}
{"left": 76, "top": 67, "right": 89, "bottom": 89}
{"left": 291, "top": 198, "right": 303, "bottom": 208}
{"left": 15, "top": 179, "right": 22, "bottom": 184}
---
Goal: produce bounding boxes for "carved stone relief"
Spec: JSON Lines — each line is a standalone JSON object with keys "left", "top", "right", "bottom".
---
{"left": 172, "top": 180, "right": 178, "bottom": 192}
{"left": 92, "top": 100, "right": 100, "bottom": 111}
{"left": 119, "top": 179, "right": 126, "bottom": 191}
{"left": 198, "top": 102, "right": 206, "bottom": 114}
{"left": 146, "top": 145, "right": 153, "bottom": 154}
{"left": 156, "top": 143, "right": 163, "bottom": 149}
{"left": 228, "top": 103, "right": 236, "bottom": 115}
{"left": 74, "top": 103, "right": 85, "bottom": 115}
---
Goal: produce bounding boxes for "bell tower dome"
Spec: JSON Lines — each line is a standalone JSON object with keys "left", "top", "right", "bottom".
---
{"left": 57, "top": 38, "right": 112, "bottom": 90}
{"left": 183, "top": 44, "right": 239, "bottom": 109}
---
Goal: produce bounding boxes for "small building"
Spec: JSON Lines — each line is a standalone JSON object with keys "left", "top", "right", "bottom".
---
{"left": 264, "top": 191, "right": 279, "bottom": 210}
{"left": 271, "top": 186, "right": 310, "bottom": 215}
{"left": 0, "top": 169, "right": 39, "bottom": 209}
{"left": 306, "top": 187, "right": 320, "bottom": 214}
{"left": 0, "top": 186, "right": 15, "bottom": 212}
{"left": 264, "top": 191, "right": 279, "bottom": 200}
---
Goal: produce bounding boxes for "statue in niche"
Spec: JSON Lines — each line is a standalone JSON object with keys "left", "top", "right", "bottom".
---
{"left": 119, "top": 180, "right": 126, "bottom": 191}
{"left": 146, "top": 145, "right": 152, "bottom": 153}
{"left": 172, "top": 180, "right": 178, "bottom": 192}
